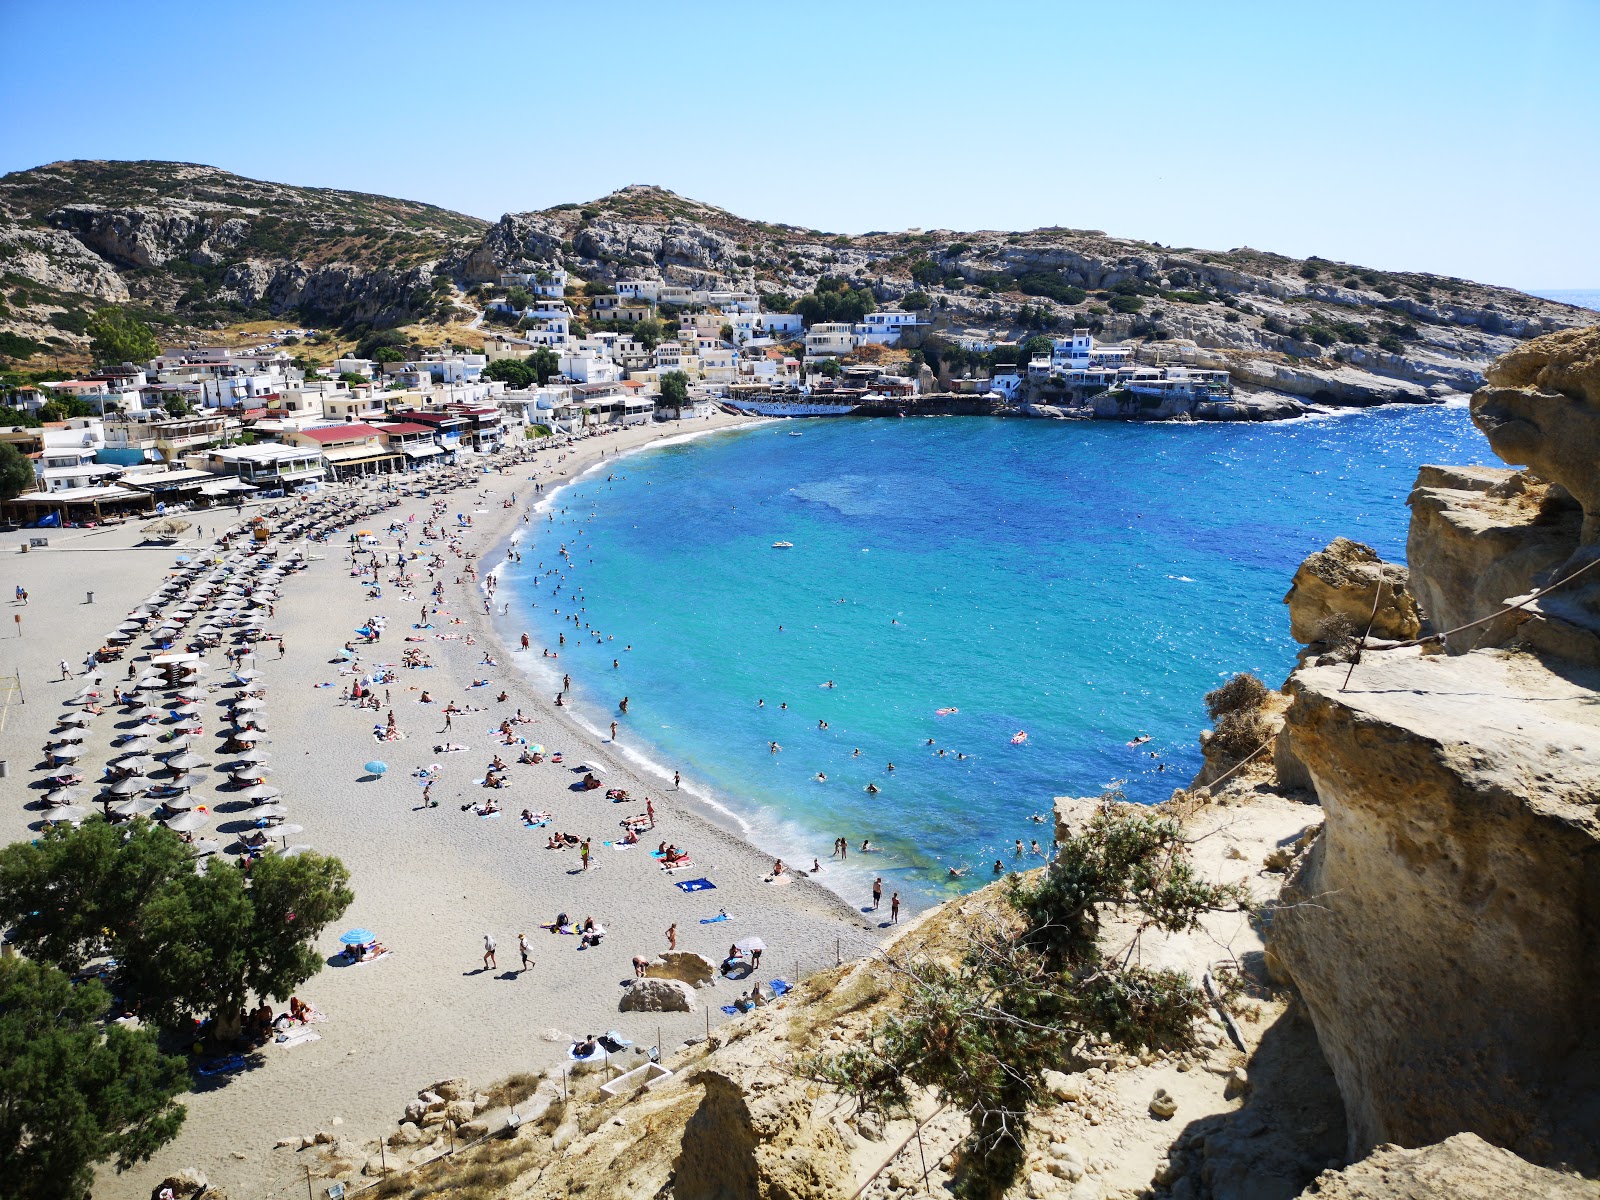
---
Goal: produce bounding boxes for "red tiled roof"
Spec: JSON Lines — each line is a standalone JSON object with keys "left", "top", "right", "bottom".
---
{"left": 296, "top": 424, "right": 384, "bottom": 443}
{"left": 377, "top": 423, "right": 433, "bottom": 435}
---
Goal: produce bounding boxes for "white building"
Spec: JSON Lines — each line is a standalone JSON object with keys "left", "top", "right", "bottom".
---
{"left": 558, "top": 349, "right": 620, "bottom": 385}
{"left": 1051, "top": 329, "right": 1133, "bottom": 372}
{"left": 856, "top": 311, "right": 926, "bottom": 345}
{"left": 804, "top": 322, "right": 863, "bottom": 359}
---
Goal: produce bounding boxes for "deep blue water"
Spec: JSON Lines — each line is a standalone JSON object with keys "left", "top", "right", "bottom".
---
{"left": 497, "top": 406, "right": 1491, "bottom": 902}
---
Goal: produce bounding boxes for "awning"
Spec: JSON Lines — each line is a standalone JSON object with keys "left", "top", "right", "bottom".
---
{"left": 321, "top": 445, "right": 400, "bottom": 465}
{"left": 401, "top": 444, "right": 442, "bottom": 459}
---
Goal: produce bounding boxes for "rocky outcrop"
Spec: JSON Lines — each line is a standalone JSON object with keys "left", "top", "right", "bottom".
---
{"left": 1405, "top": 465, "right": 1582, "bottom": 651}
{"left": 644, "top": 950, "right": 718, "bottom": 988}
{"left": 1270, "top": 648, "right": 1600, "bottom": 1169}
{"left": 620, "top": 977, "right": 696, "bottom": 1013}
{"left": 1473, "top": 325, "right": 1600, "bottom": 542}
{"left": 1297, "top": 1133, "right": 1600, "bottom": 1200}
{"left": 673, "top": 1071, "right": 851, "bottom": 1200}
{"left": 1283, "top": 537, "right": 1423, "bottom": 643}
{"left": 1227, "top": 358, "right": 1435, "bottom": 407}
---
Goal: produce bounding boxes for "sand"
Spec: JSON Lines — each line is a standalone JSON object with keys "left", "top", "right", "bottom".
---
{"left": 0, "top": 414, "right": 881, "bottom": 1199}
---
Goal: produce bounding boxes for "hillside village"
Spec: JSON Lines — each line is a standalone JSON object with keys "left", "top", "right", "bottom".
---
{"left": 2, "top": 162, "right": 1596, "bottom": 500}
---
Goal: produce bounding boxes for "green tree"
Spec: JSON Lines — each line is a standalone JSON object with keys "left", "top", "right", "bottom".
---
{"left": 0, "top": 441, "right": 34, "bottom": 500}
{"left": 1020, "top": 334, "right": 1054, "bottom": 362}
{"left": 528, "top": 347, "right": 560, "bottom": 385}
{"left": 339, "top": 372, "right": 367, "bottom": 387}
{"left": 807, "top": 795, "right": 1246, "bottom": 1199}
{"left": 900, "top": 291, "right": 932, "bottom": 311}
{"left": 658, "top": 370, "right": 691, "bottom": 412}
{"left": 85, "top": 309, "right": 159, "bottom": 366}
{"left": 162, "top": 395, "right": 191, "bottom": 418}
{"left": 371, "top": 345, "right": 406, "bottom": 364}
{"left": 0, "top": 822, "right": 353, "bottom": 1038}
{"left": 633, "top": 318, "right": 664, "bottom": 351}
{"left": 0, "top": 957, "right": 188, "bottom": 1200}
{"left": 483, "top": 358, "right": 536, "bottom": 389}
{"left": 354, "top": 329, "right": 409, "bottom": 360}
{"left": 505, "top": 287, "right": 532, "bottom": 310}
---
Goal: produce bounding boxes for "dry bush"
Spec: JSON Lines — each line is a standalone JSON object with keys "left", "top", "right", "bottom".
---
{"left": 484, "top": 1071, "right": 540, "bottom": 1110}
{"left": 1204, "top": 672, "right": 1268, "bottom": 722}
{"left": 1208, "top": 709, "right": 1274, "bottom": 762}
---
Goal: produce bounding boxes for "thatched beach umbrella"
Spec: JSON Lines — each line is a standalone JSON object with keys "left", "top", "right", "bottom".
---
{"left": 242, "top": 784, "right": 281, "bottom": 801}
{"left": 105, "top": 777, "right": 147, "bottom": 797}
{"left": 165, "top": 810, "right": 210, "bottom": 833}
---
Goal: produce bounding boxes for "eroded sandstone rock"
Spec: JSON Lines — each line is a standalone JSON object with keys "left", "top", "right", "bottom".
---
{"left": 1296, "top": 1133, "right": 1600, "bottom": 1199}
{"left": 621, "top": 976, "right": 696, "bottom": 1013}
{"left": 1283, "top": 537, "right": 1422, "bottom": 643}
{"left": 645, "top": 950, "right": 718, "bottom": 988}
{"left": 1272, "top": 648, "right": 1600, "bottom": 1167}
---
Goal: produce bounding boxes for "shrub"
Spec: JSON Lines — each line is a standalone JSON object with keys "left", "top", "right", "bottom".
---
{"left": 900, "top": 291, "right": 931, "bottom": 310}
{"left": 1208, "top": 709, "right": 1275, "bottom": 762}
{"left": 1108, "top": 293, "right": 1144, "bottom": 314}
{"left": 1204, "top": 672, "right": 1268, "bottom": 721}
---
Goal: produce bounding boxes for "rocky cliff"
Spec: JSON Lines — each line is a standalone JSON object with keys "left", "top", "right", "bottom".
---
{"left": 2, "top": 163, "right": 1591, "bottom": 404}
{"left": 1269, "top": 325, "right": 1600, "bottom": 1175}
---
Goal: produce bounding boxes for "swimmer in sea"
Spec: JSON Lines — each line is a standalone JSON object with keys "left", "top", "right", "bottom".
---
{"left": 864, "top": 782, "right": 879, "bottom": 794}
{"left": 852, "top": 748, "right": 861, "bottom": 757}
{"left": 815, "top": 772, "right": 827, "bottom": 782}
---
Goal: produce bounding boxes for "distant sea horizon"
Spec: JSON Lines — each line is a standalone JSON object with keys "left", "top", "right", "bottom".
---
{"left": 1529, "top": 288, "right": 1600, "bottom": 310}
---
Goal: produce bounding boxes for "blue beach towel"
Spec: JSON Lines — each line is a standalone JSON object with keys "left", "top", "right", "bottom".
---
{"left": 196, "top": 1054, "right": 246, "bottom": 1077}
{"left": 770, "top": 979, "right": 792, "bottom": 996}
{"left": 674, "top": 877, "right": 716, "bottom": 893}
{"left": 699, "top": 913, "right": 731, "bottom": 924}
{"left": 720, "top": 1005, "right": 740, "bottom": 1016}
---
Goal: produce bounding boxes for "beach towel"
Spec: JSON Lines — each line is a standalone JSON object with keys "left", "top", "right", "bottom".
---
{"left": 478, "top": 811, "right": 502, "bottom": 819}
{"left": 196, "top": 1054, "right": 247, "bottom": 1077}
{"left": 719, "top": 1005, "right": 741, "bottom": 1016}
{"left": 674, "top": 877, "right": 716, "bottom": 893}
{"left": 523, "top": 819, "right": 550, "bottom": 829}
{"left": 661, "top": 860, "right": 696, "bottom": 873}
{"left": 699, "top": 913, "right": 732, "bottom": 925}
{"left": 275, "top": 1029, "right": 321, "bottom": 1049}
{"left": 770, "top": 979, "right": 792, "bottom": 996}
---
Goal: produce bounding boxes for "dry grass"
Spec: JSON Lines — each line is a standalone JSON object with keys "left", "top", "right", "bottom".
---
{"left": 484, "top": 1071, "right": 541, "bottom": 1111}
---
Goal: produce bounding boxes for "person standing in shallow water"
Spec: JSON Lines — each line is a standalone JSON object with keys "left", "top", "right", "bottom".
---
{"left": 872, "top": 877, "right": 883, "bottom": 910}
{"left": 890, "top": 892, "right": 900, "bottom": 923}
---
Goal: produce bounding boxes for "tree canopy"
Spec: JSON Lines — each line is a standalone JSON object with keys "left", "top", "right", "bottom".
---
{"left": 0, "top": 441, "right": 34, "bottom": 500}
{"left": 85, "top": 309, "right": 158, "bottom": 367}
{"left": 483, "top": 349, "right": 559, "bottom": 389}
{"left": 0, "top": 820, "right": 353, "bottom": 1036}
{"left": 0, "top": 957, "right": 188, "bottom": 1200}
{"left": 659, "top": 370, "right": 690, "bottom": 409}
{"left": 794, "top": 282, "right": 874, "bottom": 328}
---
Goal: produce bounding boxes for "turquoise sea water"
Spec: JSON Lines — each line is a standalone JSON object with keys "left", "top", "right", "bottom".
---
{"left": 497, "top": 406, "right": 1492, "bottom": 902}
{"left": 1529, "top": 288, "right": 1600, "bottom": 311}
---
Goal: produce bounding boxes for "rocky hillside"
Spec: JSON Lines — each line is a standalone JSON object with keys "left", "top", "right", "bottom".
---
{"left": 1, "top": 162, "right": 1592, "bottom": 408}
{"left": 0, "top": 160, "right": 489, "bottom": 358}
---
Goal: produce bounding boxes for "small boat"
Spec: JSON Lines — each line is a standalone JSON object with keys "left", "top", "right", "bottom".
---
{"left": 772, "top": 541, "right": 794, "bottom": 549}
{"left": 787, "top": 431, "right": 804, "bottom": 437}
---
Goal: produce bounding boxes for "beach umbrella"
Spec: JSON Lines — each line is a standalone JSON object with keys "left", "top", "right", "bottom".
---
{"left": 234, "top": 668, "right": 261, "bottom": 681}
{"left": 236, "top": 747, "right": 271, "bottom": 763}
{"left": 578, "top": 762, "right": 608, "bottom": 775}
{"left": 105, "top": 777, "right": 147, "bottom": 796}
{"left": 159, "top": 792, "right": 197, "bottom": 811}
{"left": 117, "top": 620, "right": 141, "bottom": 632}
{"left": 45, "top": 787, "right": 87, "bottom": 805}
{"left": 189, "top": 838, "right": 223, "bottom": 857}
{"left": 118, "top": 735, "right": 154, "bottom": 751}
{"left": 132, "top": 705, "right": 164, "bottom": 719}
{"left": 165, "top": 810, "right": 211, "bottom": 833}
{"left": 165, "top": 750, "right": 206, "bottom": 769}
{"left": 278, "top": 845, "right": 312, "bottom": 858}
{"left": 172, "top": 702, "right": 200, "bottom": 716}
{"left": 363, "top": 760, "right": 388, "bottom": 775}
{"left": 242, "top": 784, "right": 281, "bottom": 800}
{"left": 734, "top": 937, "right": 768, "bottom": 954}
{"left": 59, "top": 713, "right": 93, "bottom": 730}
{"left": 169, "top": 772, "right": 209, "bottom": 790}
{"left": 273, "top": 823, "right": 305, "bottom": 839}
{"left": 234, "top": 697, "right": 265, "bottom": 711}
{"left": 136, "top": 678, "right": 164, "bottom": 691}
{"left": 176, "top": 687, "right": 207, "bottom": 701}
{"left": 253, "top": 803, "right": 288, "bottom": 820}
{"left": 43, "top": 806, "right": 90, "bottom": 825}
{"left": 232, "top": 762, "right": 275, "bottom": 779}
{"left": 339, "top": 928, "right": 376, "bottom": 945}
{"left": 50, "top": 746, "right": 83, "bottom": 760}
{"left": 230, "top": 730, "right": 267, "bottom": 743}
{"left": 111, "top": 797, "right": 162, "bottom": 818}
{"left": 49, "top": 733, "right": 85, "bottom": 746}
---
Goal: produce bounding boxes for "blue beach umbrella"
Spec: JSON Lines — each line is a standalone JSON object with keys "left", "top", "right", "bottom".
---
{"left": 364, "top": 760, "right": 388, "bottom": 775}
{"left": 340, "top": 928, "right": 376, "bottom": 945}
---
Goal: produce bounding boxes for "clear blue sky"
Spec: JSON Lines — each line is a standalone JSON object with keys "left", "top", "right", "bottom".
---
{"left": 2, "top": 0, "right": 1596, "bottom": 289}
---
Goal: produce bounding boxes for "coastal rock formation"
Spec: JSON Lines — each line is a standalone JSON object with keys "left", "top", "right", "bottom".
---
{"left": 1296, "top": 1134, "right": 1600, "bottom": 1200}
{"left": 673, "top": 1071, "right": 851, "bottom": 1200}
{"left": 1271, "top": 648, "right": 1600, "bottom": 1167}
{"left": 620, "top": 977, "right": 696, "bottom": 1013}
{"left": 1283, "top": 538, "right": 1423, "bottom": 643}
{"left": 1405, "top": 465, "right": 1582, "bottom": 651}
{"left": 644, "top": 950, "right": 718, "bottom": 988}
{"left": 1473, "top": 325, "right": 1600, "bottom": 542}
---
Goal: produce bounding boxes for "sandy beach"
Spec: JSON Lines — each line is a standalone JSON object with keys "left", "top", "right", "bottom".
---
{"left": 0, "top": 413, "right": 881, "bottom": 1200}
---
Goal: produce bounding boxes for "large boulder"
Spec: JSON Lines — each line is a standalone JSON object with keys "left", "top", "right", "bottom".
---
{"left": 645, "top": 951, "right": 718, "bottom": 988}
{"left": 1406, "top": 466, "right": 1582, "bottom": 652}
{"left": 1271, "top": 648, "right": 1600, "bottom": 1169}
{"left": 1296, "top": 1133, "right": 1600, "bottom": 1199}
{"left": 1472, "top": 324, "right": 1600, "bottom": 543}
{"left": 1468, "top": 326, "right": 1600, "bottom": 662}
{"left": 1283, "top": 537, "right": 1422, "bottom": 643}
{"left": 621, "top": 977, "right": 696, "bottom": 1013}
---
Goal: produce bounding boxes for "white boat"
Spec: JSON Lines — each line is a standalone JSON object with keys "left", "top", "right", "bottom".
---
{"left": 772, "top": 541, "right": 793, "bottom": 549}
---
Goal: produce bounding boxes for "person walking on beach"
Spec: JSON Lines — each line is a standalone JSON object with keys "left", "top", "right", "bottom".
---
{"left": 609, "top": 721, "right": 618, "bottom": 741}
{"left": 483, "top": 932, "right": 497, "bottom": 970}
{"left": 518, "top": 932, "right": 533, "bottom": 972}
{"left": 442, "top": 710, "right": 453, "bottom": 731}
{"left": 672, "top": 771, "right": 680, "bottom": 789}
{"left": 58, "top": 658, "right": 70, "bottom": 681}
{"left": 278, "top": 640, "right": 286, "bottom": 659}
{"left": 665, "top": 923, "right": 677, "bottom": 951}
{"left": 580, "top": 837, "right": 592, "bottom": 871}
{"left": 646, "top": 797, "right": 655, "bottom": 827}
{"left": 872, "top": 877, "right": 883, "bottom": 911}
{"left": 890, "top": 892, "right": 900, "bottom": 923}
